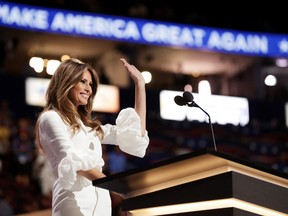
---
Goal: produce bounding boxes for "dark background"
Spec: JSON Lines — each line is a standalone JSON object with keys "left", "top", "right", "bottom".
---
{"left": 0, "top": 1, "right": 287, "bottom": 214}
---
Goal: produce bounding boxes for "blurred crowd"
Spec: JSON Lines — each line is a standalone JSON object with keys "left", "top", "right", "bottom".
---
{"left": 0, "top": 1, "right": 287, "bottom": 215}
{"left": 0, "top": 97, "right": 287, "bottom": 215}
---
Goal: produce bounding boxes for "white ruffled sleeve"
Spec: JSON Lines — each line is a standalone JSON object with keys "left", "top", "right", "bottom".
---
{"left": 57, "top": 148, "right": 103, "bottom": 191}
{"left": 39, "top": 111, "right": 102, "bottom": 191}
{"left": 102, "top": 108, "right": 149, "bottom": 158}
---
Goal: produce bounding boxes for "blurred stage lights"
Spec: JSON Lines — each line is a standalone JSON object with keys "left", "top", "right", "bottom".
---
{"left": 29, "top": 55, "right": 70, "bottom": 75}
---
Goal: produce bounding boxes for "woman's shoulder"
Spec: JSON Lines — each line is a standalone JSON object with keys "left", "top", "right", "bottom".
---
{"left": 39, "top": 110, "right": 61, "bottom": 122}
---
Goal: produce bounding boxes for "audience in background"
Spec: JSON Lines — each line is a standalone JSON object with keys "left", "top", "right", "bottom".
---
{"left": 0, "top": 189, "right": 13, "bottom": 216}
{"left": 0, "top": 97, "right": 287, "bottom": 214}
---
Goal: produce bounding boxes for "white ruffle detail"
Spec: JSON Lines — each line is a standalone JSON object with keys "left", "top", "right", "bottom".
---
{"left": 58, "top": 149, "right": 102, "bottom": 191}
{"left": 115, "top": 108, "right": 149, "bottom": 158}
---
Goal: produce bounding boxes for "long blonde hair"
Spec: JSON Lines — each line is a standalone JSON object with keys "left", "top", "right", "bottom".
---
{"left": 35, "top": 58, "right": 104, "bottom": 154}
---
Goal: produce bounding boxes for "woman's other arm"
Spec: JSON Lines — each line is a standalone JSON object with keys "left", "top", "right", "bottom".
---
{"left": 120, "top": 58, "right": 146, "bottom": 136}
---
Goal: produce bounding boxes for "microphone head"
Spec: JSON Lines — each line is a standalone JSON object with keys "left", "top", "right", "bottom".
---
{"left": 183, "top": 91, "right": 194, "bottom": 104}
{"left": 174, "top": 95, "right": 186, "bottom": 106}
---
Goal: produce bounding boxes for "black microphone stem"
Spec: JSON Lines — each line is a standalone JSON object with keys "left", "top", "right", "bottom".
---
{"left": 190, "top": 102, "right": 217, "bottom": 152}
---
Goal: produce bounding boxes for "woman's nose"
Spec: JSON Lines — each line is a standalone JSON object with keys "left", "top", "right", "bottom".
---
{"left": 84, "top": 83, "right": 91, "bottom": 92}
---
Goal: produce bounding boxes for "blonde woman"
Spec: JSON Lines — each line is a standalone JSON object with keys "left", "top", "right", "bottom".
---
{"left": 35, "top": 58, "right": 149, "bottom": 215}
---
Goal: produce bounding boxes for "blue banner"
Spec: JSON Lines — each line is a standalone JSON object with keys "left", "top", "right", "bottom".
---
{"left": 1, "top": 2, "right": 288, "bottom": 57}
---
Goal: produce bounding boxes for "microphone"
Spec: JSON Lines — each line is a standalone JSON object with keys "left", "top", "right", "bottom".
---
{"left": 174, "top": 95, "right": 186, "bottom": 106}
{"left": 174, "top": 91, "right": 198, "bottom": 108}
{"left": 174, "top": 91, "right": 217, "bottom": 151}
{"left": 174, "top": 91, "right": 195, "bottom": 106}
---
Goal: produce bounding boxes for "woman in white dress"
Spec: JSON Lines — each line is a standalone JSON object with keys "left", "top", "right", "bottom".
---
{"left": 35, "top": 58, "right": 149, "bottom": 216}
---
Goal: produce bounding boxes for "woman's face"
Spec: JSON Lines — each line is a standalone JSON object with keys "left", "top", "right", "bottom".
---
{"left": 70, "top": 70, "right": 93, "bottom": 107}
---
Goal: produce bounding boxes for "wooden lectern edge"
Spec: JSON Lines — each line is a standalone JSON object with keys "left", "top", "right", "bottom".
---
{"left": 92, "top": 148, "right": 288, "bottom": 197}
{"left": 226, "top": 161, "right": 288, "bottom": 188}
{"left": 126, "top": 156, "right": 288, "bottom": 197}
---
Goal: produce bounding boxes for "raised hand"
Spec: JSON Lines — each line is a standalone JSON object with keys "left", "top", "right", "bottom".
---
{"left": 120, "top": 58, "right": 145, "bottom": 85}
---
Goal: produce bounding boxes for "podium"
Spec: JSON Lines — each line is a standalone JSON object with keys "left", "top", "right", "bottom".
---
{"left": 93, "top": 149, "right": 288, "bottom": 215}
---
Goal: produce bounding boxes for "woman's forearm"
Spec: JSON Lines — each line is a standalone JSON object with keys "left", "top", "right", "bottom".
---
{"left": 77, "top": 169, "right": 106, "bottom": 181}
{"left": 120, "top": 58, "right": 147, "bottom": 137}
{"left": 134, "top": 80, "right": 146, "bottom": 136}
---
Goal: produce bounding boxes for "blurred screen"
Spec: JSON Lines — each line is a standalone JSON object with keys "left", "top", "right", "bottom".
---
{"left": 160, "top": 90, "right": 249, "bottom": 126}
{"left": 25, "top": 77, "right": 120, "bottom": 113}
